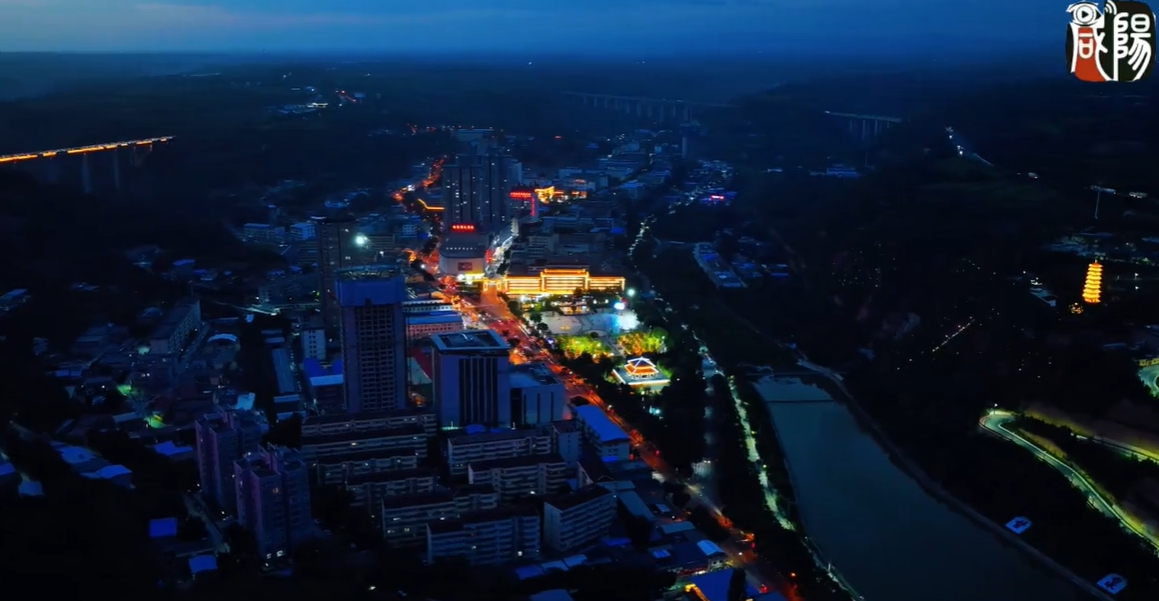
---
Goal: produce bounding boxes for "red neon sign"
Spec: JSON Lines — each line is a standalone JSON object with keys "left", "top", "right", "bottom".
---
{"left": 509, "top": 191, "right": 533, "bottom": 200}
{"left": 450, "top": 224, "right": 475, "bottom": 232}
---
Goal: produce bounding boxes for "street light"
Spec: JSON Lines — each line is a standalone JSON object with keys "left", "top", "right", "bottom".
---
{"left": 354, "top": 234, "right": 368, "bottom": 247}
{"left": 626, "top": 288, "right": 636, "bottom": 298}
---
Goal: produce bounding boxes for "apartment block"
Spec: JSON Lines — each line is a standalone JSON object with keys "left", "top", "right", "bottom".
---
{"left": 346, "top": 467, "right": 438, "bottom": 510}
{"left": 426, "top": 505, "right": 541, "bottom": 566}
{"left": 301, "top": 424, "right": 427, "bottom": 461}
{"left": 550, "top": 420, "right": 583, "bottom": 466}
{"left": 313, "top": 448, "right": 422, "bottom": 487}
{"left": 195, "top": 411, "right": 262, "bottom": 514}
{"left": 542, "top": 484, "right": 616, "bottom": 553}
{"left": 445, "top": 427, "right": 553, "bottom": 476}
{"left": 380, "top": 484, "right": 499, "bottom": 548}
{"left": 302, "top": 410, "right": 438, "bottom": 438}
{"left": 467, "top": 453, "right": 569, "bottom": 503}
{"left": 234, "top": 447, "right": 313, "bottom": 561}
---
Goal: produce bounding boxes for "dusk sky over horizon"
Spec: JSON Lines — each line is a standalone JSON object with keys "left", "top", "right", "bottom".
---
{"left": 0, "top": 0, "right": 1064, "bottom": 53}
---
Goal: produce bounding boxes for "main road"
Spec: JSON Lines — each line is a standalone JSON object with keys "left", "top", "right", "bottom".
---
{"left": 460, "top": 288, "right": 791, "bottom": 598}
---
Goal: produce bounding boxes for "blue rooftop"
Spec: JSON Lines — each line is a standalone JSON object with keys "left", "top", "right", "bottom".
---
{"left": 148, "top": 517, "right": 178, "bottom": 538}
{"left": 188, "top": 554, "right": 218, "bottom": 574}
{"left": 574, "top": 405, "right": 630, "bottom": 444}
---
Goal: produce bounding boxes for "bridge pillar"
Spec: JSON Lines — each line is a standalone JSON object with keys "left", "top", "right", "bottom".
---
{"left": 683, "top": 106, "right": 690, "bottom": 121}
{"left": 112, "top": 148, "right": 122, "bottom": 195}
{"left": 861, "top": 120, "right": 869, "bottom": 142}
{"left": 81, "top": 153, "right": 93, "bottom": 195}
{"left": 873, "top": 120, "right": 881, "bottom": 137}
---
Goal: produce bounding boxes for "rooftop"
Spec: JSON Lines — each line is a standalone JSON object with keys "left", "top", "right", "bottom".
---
{"left": 470, "top": 452, "right": 565, "bottom": 472}
{"left": 336, "top": 265, "right": 403, "bottom": 281}
{"left": 431, "top": 329, "right": 509, "bottom": 353}
{"left": 510, "top": 362, "right": 563, "bottom": 388}
{"left": 427, "top": 504, "right": 539, "bottom": 535}
{"left": 546, "top": 484, "right": 611, "bottom": 512}
{"left": 574, "top": 405, "right": 630, "bottom": 444}
{"left": 301, "top": 423, "right": 426, "bottom": 446}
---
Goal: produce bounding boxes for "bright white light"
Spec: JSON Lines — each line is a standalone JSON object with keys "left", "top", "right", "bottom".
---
{"left": 354, "top": 234, "right": 368, "bottom": 246}
{"left": 613, "top": 301, "right": 626, "bottom": 311}
{"left": 616, "top": 311, "right": 639, "bottom": 332}
{"left": 627, "top": 288, "right": 636, "bottom": 297}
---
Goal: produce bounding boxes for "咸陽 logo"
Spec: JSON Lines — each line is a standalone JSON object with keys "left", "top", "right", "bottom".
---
{"left": 1066, "top": 0, "right": 1155, "bottom": 81}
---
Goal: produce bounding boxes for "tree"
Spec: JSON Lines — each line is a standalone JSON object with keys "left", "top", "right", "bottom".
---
{"left": 727, "top": 568, "right": 748, "bottom": 601}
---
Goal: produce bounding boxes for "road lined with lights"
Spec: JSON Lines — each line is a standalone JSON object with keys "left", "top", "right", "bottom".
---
{"left": 454, "top": 287, "right": 788, "bottom": 596}
{"left": 981, "top": 410, "right": 1159, "bottom": 553}
{"left": 0, "top": 136, "right": 175, "bottom": 164}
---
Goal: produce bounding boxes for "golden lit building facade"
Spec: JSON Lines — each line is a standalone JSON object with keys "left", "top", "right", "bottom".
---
{"left": 501, "top": 268, "right": 625, "bottom": 296}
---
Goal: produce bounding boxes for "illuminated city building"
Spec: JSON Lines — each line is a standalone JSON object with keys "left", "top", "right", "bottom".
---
{"left": 1082, "top": 261, "right": 1103, "bottom": 304}
{"left": 534, "top": 186, "right": 555, "bottom": 203}
{"left": 623, "top": 357, "right": 658, "bottom": 378}
{"left": 501, "top": 268, "right": 625, "bottom": 295}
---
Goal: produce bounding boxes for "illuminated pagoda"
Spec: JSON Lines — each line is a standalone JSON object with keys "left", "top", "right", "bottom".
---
{"left": 613, "top": 357, "right": 670, "bottom": 387}
{"left": 1082, "top": 261, "right": 1103, "bottom": 304}
{"left": 623, "top": 357, "right": 659, "bottom": 378}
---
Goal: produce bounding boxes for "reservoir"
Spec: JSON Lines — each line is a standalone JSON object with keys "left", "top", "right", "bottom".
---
{"left": 756, "top": 375, "right": 1083, "bottom": 601}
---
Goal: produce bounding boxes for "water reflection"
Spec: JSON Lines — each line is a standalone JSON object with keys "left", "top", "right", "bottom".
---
{"left": 758, "top": 376, "right": 1081, "bottom": 601}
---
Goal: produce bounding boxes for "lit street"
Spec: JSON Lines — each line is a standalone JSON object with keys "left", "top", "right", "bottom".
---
{"left": 460, "top": 289, "right": 789, "bottom": 596}
{"left": 981, "top": 410, "right": 1159, "bottom": 553}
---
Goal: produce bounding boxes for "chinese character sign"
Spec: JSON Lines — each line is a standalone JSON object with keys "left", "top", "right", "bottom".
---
{"left": 1067, "top": 1, "right": 1155, "bottom": 81}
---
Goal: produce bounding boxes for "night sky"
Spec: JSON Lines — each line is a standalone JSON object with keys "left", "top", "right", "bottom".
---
{"left": 0, "top": 0, "right": 1065, "bottom": 54}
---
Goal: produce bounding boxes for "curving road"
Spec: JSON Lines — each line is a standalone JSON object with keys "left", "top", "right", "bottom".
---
{"left": 980, "top": 410, "right": 1159, "bottom": 553}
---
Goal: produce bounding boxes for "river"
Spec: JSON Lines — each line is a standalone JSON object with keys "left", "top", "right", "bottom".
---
{"left": 755, "top": 374, "right": 1084, "bottom": 601}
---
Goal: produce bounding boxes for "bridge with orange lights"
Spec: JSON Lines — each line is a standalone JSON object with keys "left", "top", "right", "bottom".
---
{"left": 562, "top": 92, "right": 732, "bottom": 122}
{"left": 0, "top": 136, "right": 174, "bottom": 195}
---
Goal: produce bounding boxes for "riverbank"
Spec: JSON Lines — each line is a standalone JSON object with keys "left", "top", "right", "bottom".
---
{"left": 805, "top": 369, "right": 1114, "bottom": 601}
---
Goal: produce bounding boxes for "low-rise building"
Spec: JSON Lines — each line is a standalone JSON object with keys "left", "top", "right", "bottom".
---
{"left": 542, "top": 484, "right": 616, "bottom": 553}
{"left": 312, "top": 448, "right": 422, "bottom": 487}
{"left": 467, "top": 453, "right": 569, "bottom": 503}
{"left": 573, "top": 405, "right": 631, "bottom": 461}
{"left": 380, "top": 484, "right": 499, "bottom": 548}
{"left": 445, "top": 427, "right": 553, "bottom": 476}
{"left": 346, "top": 467, "right": 438, "bottom": 509}
{"left": 301, "top": 424, "right": 427, "bottom": 461}
{"left": 509, "top": 363, "right": 566, "bottom": 427}
{"left": 426, "top": 505, "right": 541, "bottom": 565}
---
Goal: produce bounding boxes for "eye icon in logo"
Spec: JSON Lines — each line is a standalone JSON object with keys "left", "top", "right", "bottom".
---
{"left": 1067, "top": 1, "right": 1102, "bottom": 25}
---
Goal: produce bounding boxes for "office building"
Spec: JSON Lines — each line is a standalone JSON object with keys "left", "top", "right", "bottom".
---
{"left": 431, "top": 330, "right": 511, "bottom": 428}
{"left": 509, "top": 363, "right": 566, "bottom": 427}
{"left": 316, "top": 217, "right": 356, "bottom": 332}
{"left": 467, "top": 453, "right": 569, "bottom": 503}
{"left": 573, "top": 405, "right": 631, "bottom": 461}
{"left": 233, "top": 447, "right": 312, "bottom": 561}
{"left": 195, "top": 411, "right": 262, "bottom": 513}
{"left": 443, "top": 152, "right": 512, "bottom": 232}
{"left": 338, "top": 267, "right": 408, "bottom": 414}
{"left": 541, "top": 485, "right": 616, "bottom": 553}
{"left": 381, "top": 484, "right": 499, "bottom": 548}
{"left": 426, "top": 505, "right": 541, "bottom": 565}
{"left": 445, "top": 427, "right": 553, "bottom": 476}
{"left": 404, "top": 306, "right": 465, "bottom": 343}
{"left": 501, "top": 268, "right": 625, "bottom": 296}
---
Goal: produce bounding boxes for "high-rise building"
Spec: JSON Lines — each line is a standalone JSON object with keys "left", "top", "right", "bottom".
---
{"left": 316, "top": 217, "right": 356, "bottom": 333}
{"left": 443, "top": 153, "right": 512, "bottom": 232}
{"left": 194, "top": 411, "right": 262, "bottom": 513}
{"left": 338, "top": 267, "right": 408, "bottom": 414}
{"left": 431, "top": 330, "right": 512, "bottom": 428}
{"left": 234, "top": 447, "right": 312, "bottom": 562}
